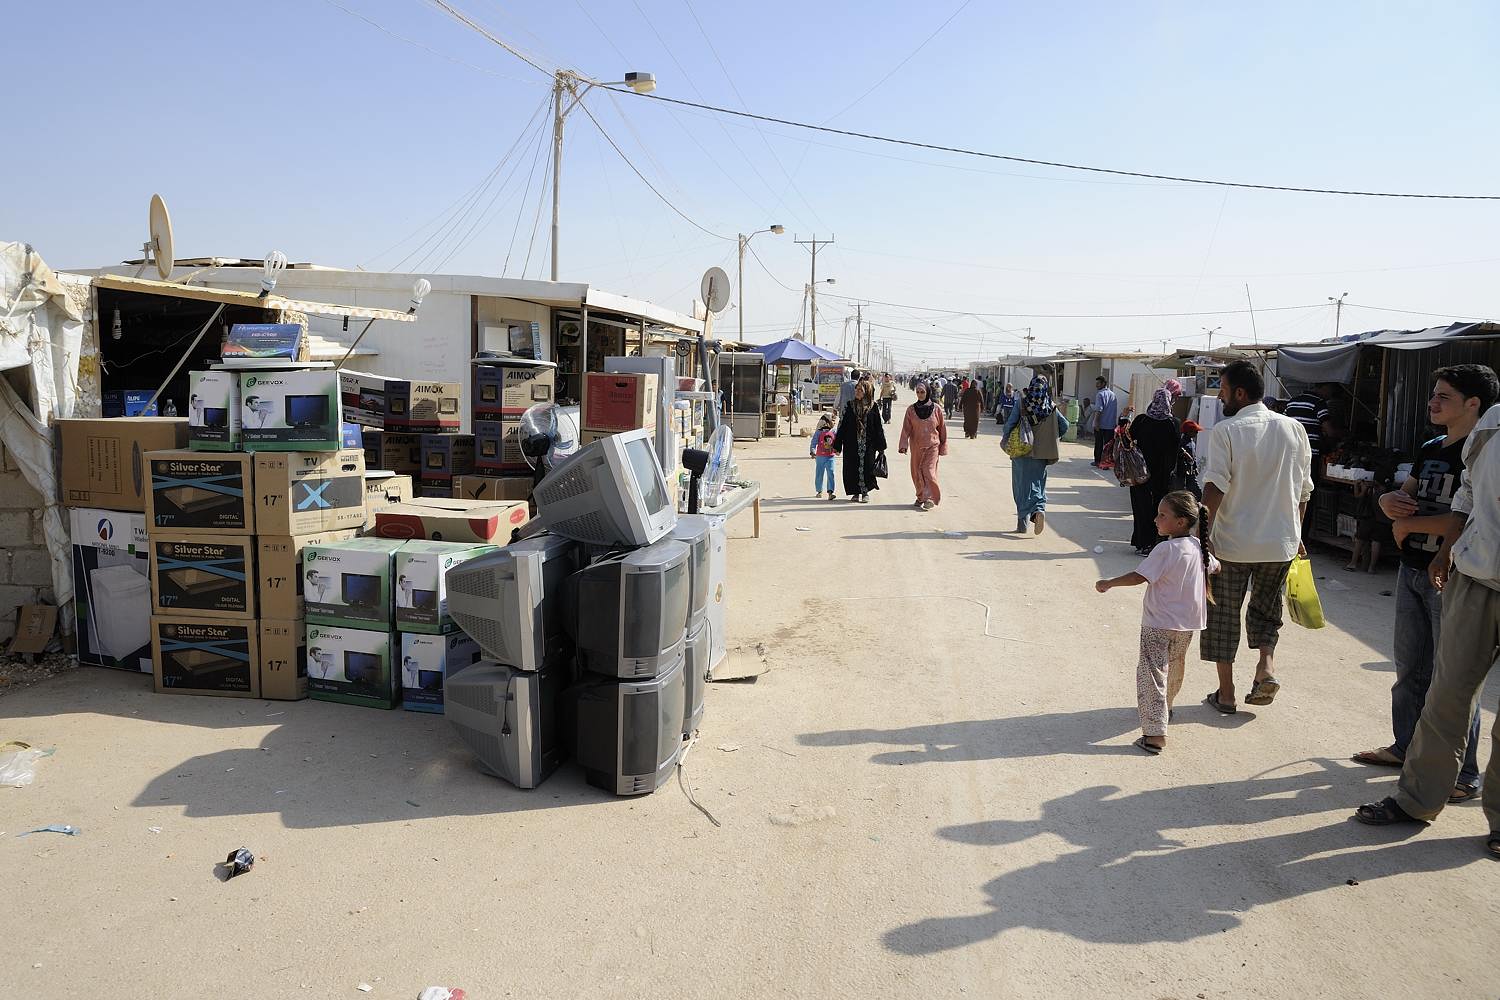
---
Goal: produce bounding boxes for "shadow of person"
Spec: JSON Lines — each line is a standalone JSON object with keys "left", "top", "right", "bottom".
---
{"left": 882, "top": 762, "right": 1479, "bottom": 956}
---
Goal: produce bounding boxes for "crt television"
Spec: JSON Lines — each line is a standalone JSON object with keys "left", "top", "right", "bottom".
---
{"left": 287, "top": 394, "right": 330, "bottom": 428}
{"left": 564, "top": 537, "right": 689, "bottom": 679}
{"left": 668, "top": 514, "right": 710, "bottom": 632}
{"left": 446, "top": 533, "right": 579, "bottom": 671}
{"left": 533, "top": 428, "right": 677, "bottom": 547}
{"left": 572, "top": 654, "right": 685, "bottom": 796}
{"left": 446, "top": 656, "right": 570, "bottom": 790}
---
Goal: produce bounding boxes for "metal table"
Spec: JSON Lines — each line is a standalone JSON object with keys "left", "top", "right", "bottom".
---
{"left": 701, "top": 480, "right": 761, "bottom": 538}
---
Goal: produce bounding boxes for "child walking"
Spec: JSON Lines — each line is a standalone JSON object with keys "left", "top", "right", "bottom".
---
{"left": 810, "top": 413, "right": 837, "bottom": 499}
{"left": 1095, "top": 490, "right": 1218, "bottom": 754}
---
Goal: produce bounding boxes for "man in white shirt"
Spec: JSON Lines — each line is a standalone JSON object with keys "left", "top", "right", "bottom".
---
{"left": 1354, "top": 401, "right": 1500, "bottom": 857}
{"left": 1198, "top": 360, "right": 1313, "bottom": 713}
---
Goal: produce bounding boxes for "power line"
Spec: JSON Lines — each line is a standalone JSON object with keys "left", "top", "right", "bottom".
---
{"left": 820, "top": 0, "right": 974, "bottom": 124}
{"left": 320, "top": 0, "right": 535, "bottom": 83}
{"left": 613, "top": 91, "right": 1500, "bottom": 201}
{"left": 818, "top": 291, "right": 1326, "bottom": 320}
{"left": 423, "top": 0, "right": 553, "bottom": 77}
{"left": 1342, "top": 302, "right": 1495, "bottom": 321}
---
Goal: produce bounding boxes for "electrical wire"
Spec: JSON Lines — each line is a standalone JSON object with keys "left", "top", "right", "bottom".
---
{"left": 1342, "top": 302, "right": 1495, "bottom": 321}
{"left": 504, "top": 119, "right": 553, "bottom": 276}
{"left": 423, "top": 0, "right": 553, "bottom": 77}
{"left": 819, "top": 0, "right": 974, "bottom": 124}
{"left": 818, "top": 291, "right": 1326, "bottom": 320}
{"left": 319, "top": 0, "right": 535, "bottom": 83}
{"left": 521, "top": 155, "right": 553, "bottom": 278}
{"left": 746, "top": 243, "right": 799, "bottom": 292}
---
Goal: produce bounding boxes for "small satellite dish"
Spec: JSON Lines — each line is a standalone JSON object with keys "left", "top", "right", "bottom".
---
{"left": 700, "top": 266, "right": 730, "bottom": 314}
{"left": 148, "top": 194, "right": 175, "bottom": 281}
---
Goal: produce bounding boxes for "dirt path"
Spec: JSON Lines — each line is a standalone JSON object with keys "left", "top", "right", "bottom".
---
{"left": 2, "top": 422, "right": 1495, "bottom": 999}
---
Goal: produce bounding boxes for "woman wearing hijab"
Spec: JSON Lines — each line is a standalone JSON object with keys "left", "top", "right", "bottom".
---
{"left": 959, "top": 378, "right": 985, "bottom": 439}
{"left": 1127, "top": 380, "right": 1185, "bottom": 554}
{"left": 898, "top": 381, "right": 948, "bottom": 510}
{"left": 1000, "top": 375, "right": 1070, "bottom": 534}
{"left": 833, "top": 378, "right": 887, "bottom": 503}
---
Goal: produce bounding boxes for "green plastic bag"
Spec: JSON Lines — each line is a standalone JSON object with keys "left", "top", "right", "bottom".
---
{"left": 1002, "top": 418, "right": 1033, "bottom": 458}
{"left": 1285, "top": 557, "right": 1325, "bottom": 629}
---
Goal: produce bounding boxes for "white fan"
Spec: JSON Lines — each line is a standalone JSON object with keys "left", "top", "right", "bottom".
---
{"left": 702, "top": 425, "right": 734, "bottom": 507}
{"left": 518, "top": 402, "right": 579, "bottom": 476}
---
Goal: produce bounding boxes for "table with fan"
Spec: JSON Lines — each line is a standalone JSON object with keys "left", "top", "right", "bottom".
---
{"left": 684, "top": 424, "right": 759, "bottom": 537}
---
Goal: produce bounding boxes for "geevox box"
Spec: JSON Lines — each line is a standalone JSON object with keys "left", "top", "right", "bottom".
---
{"left": 303, "top": 537, "right": 404, "bottom": 629}
{"left": 187, "top": 371, "right": 242, "bottom": 451}
{"left": 238, "top": 369, "right": 342, "bottom": 450}
{"left": 400, "top": 631, "right": 481, "bottom": 712}
{"left": 257, "top": 529, "right": 361, "bottom": 620}
{"left": 306, "top": 623, "right": 398, "bottom": 709}
{"left": 253, "top": 450, "right": 367, "bottom": 535}
{"left": 150, "top": 534, "right": 256, "bottom": 619}
{"left": 145, "top": 451, "right": 255, "bottom": 535}
{"left": 385, "top": 380, "right": 462, "bottom": 431}
{"left": 152, "top": 615, "right": 259, "bottom": 698}
{"left": 394, "top": 540, "right": 497, "bottom": 634}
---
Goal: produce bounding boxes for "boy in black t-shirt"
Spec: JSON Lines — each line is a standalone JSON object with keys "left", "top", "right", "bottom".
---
{"left": 1351, "top": 363, "right": 1498, "bottom": 802}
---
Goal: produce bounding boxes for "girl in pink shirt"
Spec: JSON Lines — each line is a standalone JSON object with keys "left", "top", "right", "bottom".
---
{"left": 1095, "top": 490, "right": 1219, "bottom": 754}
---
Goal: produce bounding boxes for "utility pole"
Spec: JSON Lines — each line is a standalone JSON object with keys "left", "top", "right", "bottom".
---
{"left": 853, "top": 302, "right": 862, "bottom": 367}
{"left": 550, "top": 72, "right": 566, "bottom": 282}
{"left": 1022, "top": 327, "right": 1036, "bottom": 357}
{"left": 1202, "top": 325, "right": 1222, "bottom": 350}
{"left": 795, "top": 234, "right": 834, "bottom": 345}
{"left": 1329, "top": 291, "right": 1348, "bottom": 339}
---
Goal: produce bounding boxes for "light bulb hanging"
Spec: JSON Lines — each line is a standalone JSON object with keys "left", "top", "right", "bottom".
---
{"left": 260, "top": 250, "right": 288, "bottom": 296}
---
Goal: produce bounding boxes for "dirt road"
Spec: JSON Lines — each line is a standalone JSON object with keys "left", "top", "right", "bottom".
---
{"left": 3, "top": 421, "right": 1495, "bottom": 999}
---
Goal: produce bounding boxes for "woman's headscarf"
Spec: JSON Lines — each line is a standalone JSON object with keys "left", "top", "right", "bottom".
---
{"left": 1022, "top": 375, "right": 1054, "bottom": 427}
{"left": 1146, "top": 378, "right": 1184, "bottom": 420}
{"left": 912, "top": 381, "right": 935, "bottom": 420}
{"left": 853, "top": 378, "right": 872, "bottom": 420}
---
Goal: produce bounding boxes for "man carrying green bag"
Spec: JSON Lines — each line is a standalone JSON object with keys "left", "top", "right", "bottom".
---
{"left": 1284, "top": 556, "right": 1325, "bottom": 629}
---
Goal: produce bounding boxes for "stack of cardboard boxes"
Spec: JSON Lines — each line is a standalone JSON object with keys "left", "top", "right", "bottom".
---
{"left": 465, "top": 358, "right": 555, "bottom": 502}
{"left": 342, "top": 370, "right": 467, "bottom": 499}
{"left": 580, "top": 371, "right": 660, "bottom": 448}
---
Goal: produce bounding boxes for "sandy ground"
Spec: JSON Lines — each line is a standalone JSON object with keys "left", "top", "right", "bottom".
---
{"left": 2, "top": 421, "right": 1497, "bottom": 1000}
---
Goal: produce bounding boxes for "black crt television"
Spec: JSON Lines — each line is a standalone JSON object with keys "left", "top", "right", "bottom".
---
{"left": 342, "top": 573, "right": 382, "bottom": 608}
{"left": 572, "top": 654, "right": 685, "bottom": 796}
{"left": 287, "top": 394, "right": 330, "bottom": 428}
{"left": 564, "top": 538, "right": 690, "bottom": 679}
{"left": 668, "top": 514, "right": 710, "bottom": 632}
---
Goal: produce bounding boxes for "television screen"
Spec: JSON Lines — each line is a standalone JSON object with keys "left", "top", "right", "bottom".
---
{"left": 623, "top": 438, "right": 669, "bottom": 517}
{"left": 480, "top": 384, "right": 498, "bottom": 403}
{"left": 342, "top": 573, "right": 382, "bottom": 608}
{"left": 287, "top": 394, "right": 329, "bottom": 428}
{"left": 411, "top": 589, "right": 437, "bottom": 611}
{"left": 417, "top": 669, "right": 443, "bottom": 692}
{"left": 202, "top": 407, "right": 228, "bottom": 429}
{"left": 344, "top": 651, "right": 380, "bottom": 686}
{"left": 426, "top": 451, "right": 444, "bottom": 469}
{"left": 439, "top": 398, "right": 459, "bottom": 414}
{"left": 509, "top": 324, "right": 536, "bottom": 357}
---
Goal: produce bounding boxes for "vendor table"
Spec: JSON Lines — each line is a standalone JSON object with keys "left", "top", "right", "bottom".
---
{"left": 704, "top": 480, "right": 762, "bottom": 538}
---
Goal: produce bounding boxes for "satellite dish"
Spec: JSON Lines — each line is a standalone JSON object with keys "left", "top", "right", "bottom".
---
{"left": 702, "top": 425, "right": 734, "bottom": 506}
{"left": 148, "top": 194, "right": 175, "bottom": 280}
{"left": 700, "top": 266, "right": 730, "bottom": 314}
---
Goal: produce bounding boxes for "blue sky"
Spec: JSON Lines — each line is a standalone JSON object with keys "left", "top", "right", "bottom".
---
{"left": 5, "top": 1, "right": 1498, "bottom": 364}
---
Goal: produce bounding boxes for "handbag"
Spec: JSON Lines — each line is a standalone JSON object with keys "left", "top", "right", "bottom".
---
{"left": 874, "top": 451, "right": 889, "bottom": 479}
{"left": 1113, "top": 440, "right": 1150, "bottom": 487}
{"left": 1002, "top": 417, "right": 1034, "bottom": 458}
{"left": 1285, "top": 556, "right": 1326, "bottom": 629}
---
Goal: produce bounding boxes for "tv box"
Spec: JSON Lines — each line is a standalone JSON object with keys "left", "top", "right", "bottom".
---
{"left": 306, "top": 623, "right": 398, "bottom": 709}
{"left": 393, "top": 540, "right": 498, "bottom": 634}
{"left": 187, "top": 371, "right": 241, "bottom": 451}
{"left": 303, "top": 537, "right": 404, "bottom": 629}
{"left": 238, "top": 369, "right": 342, "bottom": 450}
{"left": 399, "top": 631, "right": 481, "bottom": 713}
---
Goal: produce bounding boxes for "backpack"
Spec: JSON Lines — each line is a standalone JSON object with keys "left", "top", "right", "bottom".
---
{"left": 1113, "top": 439, "right": 1150, "bottom": 487}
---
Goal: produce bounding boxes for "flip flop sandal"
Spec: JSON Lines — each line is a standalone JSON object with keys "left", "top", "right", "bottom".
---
{"left": 1203, "top": 690, "right": 1238, "bottom": 715}
{"left": 1245, "top": 676, "right": 1281, "bottom": 706}
{"left": 1132, "top": 736, "right": 1163, "bottom": 756}
{"left": 1353, "top": 796, "right": 1424, "bottom": 826}
{"left": 1352, "top": 748, "right": 1405, "bottom": 768}
{"left": 1449, "top": 783, "right": 1481, "bottom": 804}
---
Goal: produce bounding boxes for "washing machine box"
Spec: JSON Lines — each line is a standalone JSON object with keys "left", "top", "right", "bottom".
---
{"left": 187, "top": 371, "right": 242, "bottom": 451}
{"left": 303, "top": 537, "right": 404, "bottom": 629}
{"left": 259, "top": 619, "right": 308, "bottom": 701}
{"left": 69, "top": 507, "right": 152, "bottom": 672}
{"left": 252, "top": 450, "right": 367, "bottom": 535}
{"left": 256, "top": 529, "right": 361, "bottom": 620}
{"left": 384, "top": 380, "right": 462, "bottom": 431}
{"left": 400, "top": 631, "right": 481, "bottom": 712}
{"left": 152, "top": 615, "right": 259, "bottom": 698}
{"left": 238, "top": 369, "right": 342, "bottom": 450}
{"left": 144, "top": 450, "right": 255, "bottom": 534}
{"left": 150, "top": 533, "right": 256, "bottom": 619}
{"left": 306, "top": 623, "right": 398, "bottom": 709}
{"left": 393, "top": 540, "right": 497, "bottom": 634}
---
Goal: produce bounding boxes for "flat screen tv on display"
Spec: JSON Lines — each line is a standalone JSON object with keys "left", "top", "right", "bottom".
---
{"left": 344, "top": 651, "right": 380, "bottom": 687}
{"left": 342, "top": 573, "right": 382, "bottom": 608}
{"left": 287, "top": 394, "right": 329, "bottom": 428}
{"left": 202, "top": 407, "right": 228, "bottom": 428}
{"left": 411, "top": 589, "right": 437, "bottom": 611}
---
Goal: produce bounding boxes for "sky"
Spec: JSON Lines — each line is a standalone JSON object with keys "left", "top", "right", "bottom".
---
{"left": 5, "top": 1, "right": 1500, "bottom": 366}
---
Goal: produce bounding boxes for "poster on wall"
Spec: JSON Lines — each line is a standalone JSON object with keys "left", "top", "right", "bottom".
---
{"left": 814, "top": 363, "right": 845, "bottom": 407}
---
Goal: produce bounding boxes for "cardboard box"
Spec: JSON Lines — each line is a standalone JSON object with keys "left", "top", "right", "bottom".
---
{"left": 9, "top": 604, "right": 57, "bottom": 655}
{"left": 303, "top": 536, "right": 404, "bottom": 629}
{"left": 474, "top": 416, "right": 527, "bottom": 472}
{"left": 400, "top": 631, "right": 481, "bottom": 712}
{"left": 306, "top": 623, "right": 398, "bottom": 709}
{"left": 579, "top": 429, "right": 614, "bottom": 447}
{"left": 102, "top": 389, "right": 159, "bottom": 417}
{"left": 59, "top": 418, "right": 190, "bottom": 511}
{"left": 363, "top": 430, "right": 422, "bottom": 474}
{"left": 364, "top": 473, "right": 414, "bottom": 527}
{"left": 238, "top": 369, "right": 342, "bottom": 450}
{"left": 582, "top": 372, "right": 658, "bottom": 433}
{"left": 257, "top": 529, "right": 361, "bottom": 620}
{"left": 339, "top": 369, "right": 391, "bottom": 429}
{"left": 259, "top": 619, "right": 307, "bottom": 701}
{"left": 187, "top": 371, "right": 242, "bottom": 451}
{"left": 474, "top": 362, "right": 555, "bottom": 417}
{"left": 221, "top": 323, "right": 302, "bottom": 362}
{"left": 152, "top": 614, "right": 259, "bottom": 698}
{"left": 372, "top": 497, "right": 529, "bottom": 545}
{"left": 340, "top": 422, "right": 364, "bottom": 450}
{"left": 394, "top": 540, "right": 498, "bottom": 634}
{"left": 69, "top": 507, "right": 151, "bottom": 672}
{"left": 420, "top": 433, "right": 475, "bottom": 494}
{"left": 150, "top": 533, "right": 256, "bottom": 619}
{"left": 385, "top": 380, "right": 462, "bottom": 431}
{"left": 144, "top": 450, "right": 255, "bottom": 534}
{"left": 451, "top": 475, "right": 532, "bottom": 502}
{"left": 252, "top": 450, "right": 367, "bottom": 535}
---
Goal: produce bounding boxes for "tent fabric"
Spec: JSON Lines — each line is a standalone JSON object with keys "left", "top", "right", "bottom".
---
{"left": 1276, "top": 322, "right": 1499, "bottom": 384}
{"left": 746, "top": 337, "right": 829, "bottom": 364}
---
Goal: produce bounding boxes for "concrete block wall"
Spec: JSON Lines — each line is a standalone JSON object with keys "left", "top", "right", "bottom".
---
{"left": 0, "top": 439, "right": 55, "bottom": 643}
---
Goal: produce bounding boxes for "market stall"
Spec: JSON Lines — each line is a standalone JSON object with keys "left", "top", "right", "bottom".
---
{"left": 746, "top": 336, "right": 840, "bottom": 436}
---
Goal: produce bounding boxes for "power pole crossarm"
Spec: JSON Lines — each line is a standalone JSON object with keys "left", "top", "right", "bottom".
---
{"left": 795, "top": 234, "right": 835, "bottom": 346}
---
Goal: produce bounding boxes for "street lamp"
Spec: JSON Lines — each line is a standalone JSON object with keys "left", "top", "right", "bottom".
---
{"left": 1202, "top": 325, "right": 1222, "bottom": 350}
{"left": 807, "top": 277, "right": 835, "bottom": 345}
{"left": 550, "top": 69, "right": 657, "bottom": 281}
{"left": 1328, "top": 291, "right": 1349, "bottom": 339}
{"left": 737, "top": 225, "right": 785, "bottom": 342}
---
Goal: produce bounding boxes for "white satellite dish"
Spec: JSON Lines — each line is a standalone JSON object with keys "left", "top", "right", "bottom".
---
{"left": 148, "top": 194, "right": 175, "bottom": 281}
{"left": 700, "top": 266, "right": 730, "bottom": 314}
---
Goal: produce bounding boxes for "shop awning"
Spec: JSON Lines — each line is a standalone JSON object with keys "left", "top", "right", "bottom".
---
{"left": 93, "top": 274, "right": 417, "bottom": 323}
{"left": 747, "top": 337, "right": 839, "bottom": 364}
{"left": 1277, "top": 322, "right": 1500, "bottom": 383}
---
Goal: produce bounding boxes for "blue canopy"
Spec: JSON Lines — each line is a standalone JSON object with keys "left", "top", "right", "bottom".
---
{"left": 747, "top": 337, "right": 839, "bottom": 364}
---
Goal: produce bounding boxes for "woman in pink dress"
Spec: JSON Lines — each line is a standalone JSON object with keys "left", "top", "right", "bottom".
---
{"left": 898, "top": 382, "right": 948, "bottom": 511}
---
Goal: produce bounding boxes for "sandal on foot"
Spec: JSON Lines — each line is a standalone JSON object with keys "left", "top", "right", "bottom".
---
{"left": 1203, "top": 690, "right": 1237, "bottom": 715}
{"left": 1449, "top": 783, "right": 1480, "bottom": 804}
{"left": 1132, "top": 736, "right": 1163, "bottom": 756}
{"left": 1245, "top": 676, "right": 1280, "bottom": 706}
{"left": 1352, "top": 747, "right": 1404, "bottom": 768}
{"left": 1353, "top": 796, "right": 1423, "bottom": 826}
